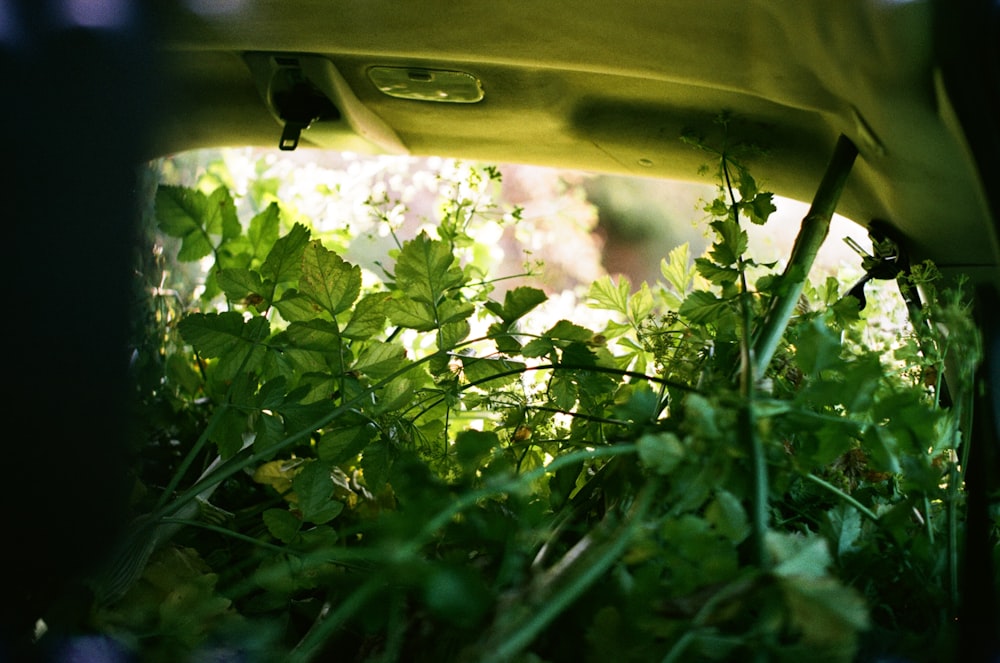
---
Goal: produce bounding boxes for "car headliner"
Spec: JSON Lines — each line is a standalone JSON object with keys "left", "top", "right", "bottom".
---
{"left": 149, "top": 0, "right": 999, "bottom": 283}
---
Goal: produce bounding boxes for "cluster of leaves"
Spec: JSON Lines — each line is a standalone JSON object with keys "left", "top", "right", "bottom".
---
{"left": 83, "top": 146, "right": 991, "bottom": 663}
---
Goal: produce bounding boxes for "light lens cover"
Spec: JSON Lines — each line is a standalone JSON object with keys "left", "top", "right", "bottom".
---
{"left": 368, "top": 67, "right": 484, "bottom": 103}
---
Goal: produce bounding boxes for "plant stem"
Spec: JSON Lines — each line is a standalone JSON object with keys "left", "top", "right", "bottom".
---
{"left": 751, "top": 135, "right": 858, "bottom": 377}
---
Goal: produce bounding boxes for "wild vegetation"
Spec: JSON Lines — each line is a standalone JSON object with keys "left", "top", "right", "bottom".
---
{"left": 63, "top": 127, "right": 990, "bottom": 662}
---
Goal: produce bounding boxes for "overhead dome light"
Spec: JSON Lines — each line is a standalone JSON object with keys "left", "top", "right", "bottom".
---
{"left": 368, "top": 67, "right": 484, "bottom": 103}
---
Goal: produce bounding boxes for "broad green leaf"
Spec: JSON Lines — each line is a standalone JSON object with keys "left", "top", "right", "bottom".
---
{"left": 300, "top": 240, "right": 362, "bottom": 316}
{"left": 778, "top": 575, "right": 869, "bottom": 652}
{"left": 217, "top": 268, "right": 266, "bottom": 304}
{"left": 262, "top": 508, "right": 301, "bottom": 543}
{"left": 292, "top": 461, "right": 343, "bottom": 524}
{"left": 708, "top": 218, "right": 747, "bottom": 266}
{"left": 361, "top": 440, "right": 392, "bottom": 490}
{"left": 484, "top": 286, "right": 547, "bottom": 323}
{"left": 387, "top": 297, "right": 437, "bottom": 331}
{"left": 460, "top": 355, "right": 524, "bottom": 387}
{"left": 260, "top": 223, "right": 310, "bottom": 285}
{"left": 628, "top": 282, "right": 654, "bottom": 324}
{"left": 454, "top": 430, "right": 498, "bottom": 473}
{"left": 637, "top": 431, "right": 685, "bottom": 475}
{"left": 588, "top": 275, "right": 631, "bottom": 315}
{"left": 342, "top": 293, "right": 391, "bottom": 339}
{"left": 354, "top": 341, "right": 408, "bottom": 379}
{"left": 705, "top": 489, "right": 750, "bottom": 543}
{"left": 394, "top": 232, "right": 466, "bottom": 304}
{"left": 211, "top": 405, "right": 249, "bottom": 458}
{"left": 549, "top": 375, "right": 577, "bottom": 410}
{"left": 272, "top": 289, "right": 322, "bottom": 323}
{"left": 253, "top": 411, "right": 285, "bottom": 453}
{"left": 546, "top": 319, "right": 595, "bottom": 342}
{"left": 745, "top": 191, "right": 776, "bottom": 225}
{"left": 769, "top": 531, "right": 831, "bottom": 578}
{"left": 794, "top": 317, "right": 842, "bottom": 376}
{"left": 156, "top": 185, "right": 241, "bottom": 261}
{"left": 660, "top": 242, "right": 694, "bottom": 295}
{"left": 285, "top": 319, "right": 342, "bottom": 354}
{"left": 694, "top": 257, "right": 738, "bottom": 286}
{"left": 178, "top": 312, "right": 270, "bottom": 379}
{"left": 318, "top": 418, "right": 377, "bottom": 464}
{"left": 246, "top": 202, "right": 281, "bottom": 261}
{"left": 678, "top": 290, "right": 731, "bottom": 325}
{"left": 439, "top": 319, "right": 471, "bottom": 350}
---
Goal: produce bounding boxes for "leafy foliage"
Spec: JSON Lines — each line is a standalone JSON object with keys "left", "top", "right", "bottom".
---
{"left": 71, "top": 148, "right": 993, "bottom": 663}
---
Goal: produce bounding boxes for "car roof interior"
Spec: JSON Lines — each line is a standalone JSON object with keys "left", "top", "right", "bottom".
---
{"left": 149, "top": 1, "right": 999, "bottom": 283}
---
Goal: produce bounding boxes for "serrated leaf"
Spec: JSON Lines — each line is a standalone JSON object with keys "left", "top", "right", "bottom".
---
{"left": 284, "top": 319, "right": 342, "bottom": 354}
{"left": 708, "top": 218, "right": 747, "bottom": 266}
{"left": 253, "top": 411, "right": 285, "bottom": 453}
{"left": 354, "top": 341, "right": 408, "bottom": 379}
{"left": 217, "top": 268, "right": 266, "bottom": 304}
{"left": 485, "top": 286, "right": 547, "bottom": 323}
{"left": 260, "top": 223, "right": 310, "bottom": 285}
{"left": 293, "top": 461, "right": 343, "bottom": 524}
{"left": 439, "top": 319, "right": 471, "bottom": 350}
{"left": 156, "top": 185, "right": 233, "bottom": 262}
{"left": 342, "top": 293, "right": 391, "bottom": 339}
{"left": 546, "top": 319, "right": 595, "bottom": 342}
{"left": 746, "top": 191, "right": 776, "bottom": 225}
{"left": 588, "top": 275, "right": 631, "bottom": 315}
{"left": 318, "top": 416, "right": 377, "bottom": 464}
{"left": 460, "top": 355, "right": 524, "bottom": 387}
{"left": 549, "top": 375, "right": 577, "bottom": 410}
{"left": 394, "top": 232, "right": 465, "bottom": 304}
{"left": 361, "top": 440, "right": 392, "bottom": 490}
{"left": 694, "top": 257, "right": 738, "bottom": 286}
{"left": 628, "top": 282, "right": 654, "bottom": 324}
{"left": 178, "top": 312, "right": 270, "bottom": 380}
{"left": 387, "top": 297, "right": 437, "bottom": 331}
{"left": 262, "top": 508, "right": 301, "bottom": 543}
{"left": 300, "top": 240, "right": 362, "bottom": 316}
{"left": 678, "top": 290, "right": 732, "bottom": 325}
{"left": 273, "top": 289, "right": 321, "bottom": 323}
{"left": 661, "top": 242, "right": 694, "bottom": 295}
{"left": 246, "top": 202, "right": 281, "bottom": 260}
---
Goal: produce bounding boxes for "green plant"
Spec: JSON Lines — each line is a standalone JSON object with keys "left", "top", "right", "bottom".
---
{"left": 67, "top": 136, "right": 991, "bottom": 662}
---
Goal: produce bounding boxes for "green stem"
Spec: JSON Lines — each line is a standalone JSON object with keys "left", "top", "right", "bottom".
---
{"left": 751, "top": 135, "right": 859, "bottom": 377}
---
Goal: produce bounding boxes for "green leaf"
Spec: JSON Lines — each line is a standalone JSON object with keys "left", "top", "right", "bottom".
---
{"left": 694, "top": 257, "right": 738, "bottom": 285}
{"left": 705, "top": 489, "right": 750, "bottom": 543}
{"left": 768, "top": 531, "right": 831, "bottom": 578}
{"left": 342, "top": 293, "right": 391, "bottom": 339}
{"left": 156, "top": 185, "right": 241, "bottom": 262}
{"left": 746, "top": 191, "right": 776, "bottom": 225}
{"left": 708, "top": 218, "right": 748, "bottom": 266}
{"left": 660, "top": 242, "right": 694, "bottom": 295}
{"left": 318, "top": 418, "right": 377, "bottom": 464}
{"left": 637, "top": 431, "right": 685, "bottom": 475}
{"left": 460, "top": 355, "right": 525, "bottom": 387}
{"left": 454, "top": 430, "right": 499, "bottom": 473}
{"left": 546, "top": 319, "right": 595, "bottom": 342}
{"left": 794, "top": 317, "right": 842, "bottom": 376}
{"left": 178, "top": 312, "right": 270, "bottom": 380}
{"left": 485, "top": 286, "right": 547, "bottom": 323}
{"left": 293, "top": 461, "right": 344, "bottom": 524}
{"left": 678, "top": 290, "right": 731, "bottom": 325}
{"left": 217, "top": 268, "right": 266, "bottom": 304}
{"left": 361, "top": 440, "right": 393, "bottom": 490}
{"left": 300, "top": 240, "right": 362, "bottom": 316}
{"left": 394, "top": 232, "right": 466, "bottom": 304}
{"left": 263, "top": 508, "right": 301, "bottom": 543}
{"left": 260, "top": 223, "right": 310, "bottom": 285}
{"left": 386, "top": 297, "right": 437, "bottom": 331}
{"left": 588, "top": 275, "right": 631, "bottom": 316}
{"left": 778, "top": 575, "right": 869, "bottom": 652}
{"left": 273, "top": 289, "right": 322, "bottom": 323}
{"left": 354, "top": 341, "right": 408, "bottom": 380}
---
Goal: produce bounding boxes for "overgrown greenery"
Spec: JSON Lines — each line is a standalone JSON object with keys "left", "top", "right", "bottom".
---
{"left": 71, "top": 132, "right": 993, "bottom": 662}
